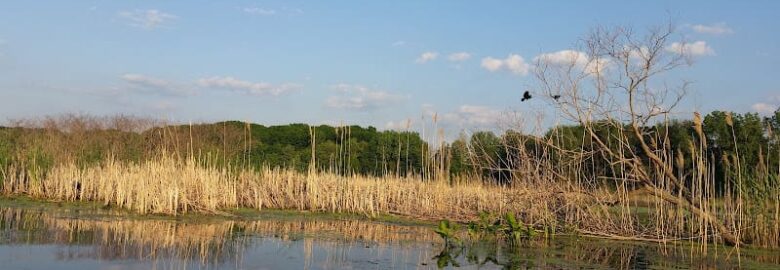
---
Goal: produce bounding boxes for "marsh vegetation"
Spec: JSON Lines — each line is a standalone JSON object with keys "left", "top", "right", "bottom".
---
{"left": 0, "top": 22, "right": 779, "bottom": 269}
{"left": 2, "top": 202, "right": 778, "bottom": 269}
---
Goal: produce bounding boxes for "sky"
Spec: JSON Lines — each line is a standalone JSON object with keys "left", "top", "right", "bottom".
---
{"left": 0, "top": 1, "right": 778, "bottom": 138}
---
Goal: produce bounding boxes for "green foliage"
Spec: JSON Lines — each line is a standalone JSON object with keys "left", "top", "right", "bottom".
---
{"left": 460, "top": 212, "right": 544, "bottom": 247}
{"left": 467, "top": 212, "right": 501, "bottom": 239}
{"left": 0, "top": 121, "right": 432, "bottom": 177}
{"left": 1, "top": 110, "right": 777, "bottom": 197}
{"left": 434, "top": 219, "right": 461, "bottom": 247}
{"left": 503, "top": 212, "right": 536, "bottom": 243}
{"left": 433, "top": 244, "right": 462, "bottom": 268}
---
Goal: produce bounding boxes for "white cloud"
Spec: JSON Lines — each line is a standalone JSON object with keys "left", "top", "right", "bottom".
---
{"left": 691, "top": 23, "right": 734, "bottom": 35}
{"left": 666, "top": 41, "right": 715, "bottom": 56}
{"left": 534, "top": 50, "right": 589, "bottom": 66}
{"left": 480, "top": 57, "right": 503, "bottom": 71}
{"left": 243, "top": 7, "right": 276, "bottom": 15}
{"left": 118, "top": 9, "right": 177, "bottom": 29}
{"left": 447, "top": 52, "right": 471, "bottom": 62}
{"left": 627, "top": 46, "right": 651, "bottom": 60}
{"left": 416, "top": 51, "right": 438, "bottom": 64}
{"left": 121, "top": 74, "right": 192, "bottom": 96}
{"left": 534, "top": 50, "right": 610, "bottom": 74}
{"left": 752, "top": 103, "right": 778, "bottom": 115}
{"left": 392, "top": 41, "right": 406, "bottom": 47}
{"left": 481, "top": 54, "right": 529, "bottom": 75}
{"left": 752, "top": 95, "right": 780, "bottom": 115}
{"left": 326, "top": 84, "right": 407, "bottom": 110}
{"left": 504, "top": 55, "right": 530, "bottom": 75}
{"left": 197, "top": 76, "right": 301, "bottom": 96}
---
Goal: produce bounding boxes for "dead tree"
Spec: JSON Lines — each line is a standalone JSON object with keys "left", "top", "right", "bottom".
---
{"left": 534, "top": 22, "right": 740, "bottom": 245}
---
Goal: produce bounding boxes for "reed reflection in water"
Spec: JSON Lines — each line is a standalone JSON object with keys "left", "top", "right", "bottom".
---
{"left": 0, "top": 207, "right": 778, "bottom": 269}
{"left": 0, "top": 207, "right": 440, "bottom": 269}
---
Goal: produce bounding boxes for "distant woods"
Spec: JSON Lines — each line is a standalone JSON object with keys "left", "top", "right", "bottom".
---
{"left": 0, "top": 115, "right": 429, "bottom": 177}
{"left": 1, "top": 110, "right": 777, "bottom": 194}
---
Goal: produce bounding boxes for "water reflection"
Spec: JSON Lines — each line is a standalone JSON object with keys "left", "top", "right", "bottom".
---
{"left": 0, "top": 207, "right": 778, "bottom": 269}
{"left": 432, "top": 237, "right": 780, "bottom": 269}
{"left": 0, "top": 207, "right": 439, "bottom": 269}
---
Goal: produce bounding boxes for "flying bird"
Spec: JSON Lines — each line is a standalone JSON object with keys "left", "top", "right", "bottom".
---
{"left": 521, "top": 91, "right": 532, "bottom": 102}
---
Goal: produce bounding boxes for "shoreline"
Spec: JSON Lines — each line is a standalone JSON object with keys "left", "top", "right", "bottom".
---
{"left": 0, "top": 194, "right": 436, "bottom": 227}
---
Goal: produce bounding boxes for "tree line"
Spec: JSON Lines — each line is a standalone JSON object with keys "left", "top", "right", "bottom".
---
{"left": 1, "top": 110, "right": 778, "bottom": 195}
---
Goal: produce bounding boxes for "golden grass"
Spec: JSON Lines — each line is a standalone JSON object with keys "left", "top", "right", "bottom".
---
{"left": 1, "top": 157, "right": 587, "bottom": 222}
{"left": 2, "top": 154, "right": 778, "bottom": 248}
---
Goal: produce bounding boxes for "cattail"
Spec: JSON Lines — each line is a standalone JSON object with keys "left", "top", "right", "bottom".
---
{"left": 675, "top": 148, "right": 685, "bottom": 171}
{"left": 693, "top": 112, "right": 706, "bottom": 147}
{"left": 725, "top": 112, "right": 734, "bottom": 127}
{"left": 687, "top": 139, "right": 696, "bottom": 156}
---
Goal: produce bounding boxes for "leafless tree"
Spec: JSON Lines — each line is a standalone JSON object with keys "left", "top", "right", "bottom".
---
{"left": 534, "top": 22, "right": 740, "bottom": 245}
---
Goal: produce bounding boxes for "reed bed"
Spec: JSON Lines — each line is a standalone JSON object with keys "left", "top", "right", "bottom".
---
{"left": 0, "top": 156, "right": 594, "bottom": 223}
{"left": 2, "top": 153, "right": 778, "bottom": 248}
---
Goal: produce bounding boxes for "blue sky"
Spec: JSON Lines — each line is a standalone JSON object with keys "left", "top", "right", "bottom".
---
{"left": 0, "top": 1, "right": 778, "bottom": 136}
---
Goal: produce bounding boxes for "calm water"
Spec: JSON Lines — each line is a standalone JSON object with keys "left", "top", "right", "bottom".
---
{"left": 0, "top": 205, "right": 778, "bottom": 269}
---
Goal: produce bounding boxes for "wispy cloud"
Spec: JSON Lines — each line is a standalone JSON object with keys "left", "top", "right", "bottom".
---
{"left": 243, "top": 7, "right": 276, "bottom": 16}
{"left": 447, "top": 105, "right": 503, "bottom": 126}
{"left": 415, "top": 51, "right": 438, "bottom": 64}
{"left": 121, "top": 74, "right": 192, "bottom": 96}
{"left": 118, "top": 9, "right": 177, "bottom": 29}
{"left": 385, "top": 118, "right": 414, "bottom": 130}
{"left": 417, "top": 104, "right": 505, "bottom": 134}
{"left": 691, "top": 23, "right": 734, "bottom": 35}
{"left": 197, "top": 76, "right": 302, "bottom": 96}
{"left": 666, "top": 41, "right": 715, "bottom": 56}
{"left": 120, "top": 74, "right": 300, "bottom": 97}
{"left": 325, "top": 84, "right": 408, "bottom": 110}
{"left": 243, "top": 7, "right": 303, "bottom": 16}
{"left": 752, "top": 103, "right": 778, "bottom": 115}
{"left": 447, "top": 52, "right": 471, "bottom": 62}
{"left": 391, "top": 41, "right": 407, "bottom": 47}
{"left": 481, "top": 54, "right": 530, "bottom": 75}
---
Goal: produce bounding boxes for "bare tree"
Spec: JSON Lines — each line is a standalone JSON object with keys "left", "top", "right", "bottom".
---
{"left": 534, "top": 22, "right": 740, "bottom": 245}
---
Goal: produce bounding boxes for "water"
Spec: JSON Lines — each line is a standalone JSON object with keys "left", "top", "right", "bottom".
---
{"left": 0, "top": 205, "right": 778, "bottom": 269}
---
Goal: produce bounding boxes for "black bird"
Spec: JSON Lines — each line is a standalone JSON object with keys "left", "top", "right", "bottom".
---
{"left": 521, "top": 91, "right": 532, "bottom": 102}
{"left": 552, "top": 94, "right": 561, "bottom": 101}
